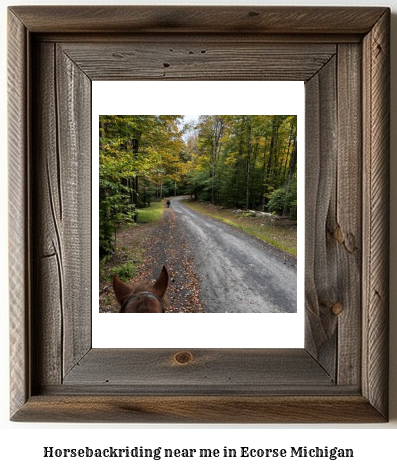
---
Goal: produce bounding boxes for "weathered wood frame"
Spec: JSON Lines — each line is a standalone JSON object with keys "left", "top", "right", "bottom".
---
{"left": 8, "top": 6, "right": 390, "bottom": 423}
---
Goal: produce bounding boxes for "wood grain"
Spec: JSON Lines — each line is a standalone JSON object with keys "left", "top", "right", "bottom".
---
{"left": 34, "top": 33, "right": 363, "bottom": 45}
{"left": 56, "top": 45, "right": 92, "bottom": 377}
{"left": 336, "top": 44, "right": 362, "bottom": 386}
{"left": 32, "top": 42, "right": 63, "bottom": 387}
{"left": 62, "top": 349, "right": 333, "bottom": 393}
{"left": 362, "top": 9, "right": 390, "bottom": 419}
{"left": 9, "top": 6, "right": 387, "bottom": 34}
{"left": 8, "top": 10, "right": 30, "bottom": 419}
{"left": 8, "top": 6, "right": 390, "bottom": 423}
{"left": 304, "top": 56, "right": 338, "bottom": 377}
{"left": 11, "top": 396, "right": 385, "bottom": 424}
{"left": 60, "top": 42, "right": 335, "bottom": 82}
{"left": 31, "top": 42, "right": 92, "bottom": 387}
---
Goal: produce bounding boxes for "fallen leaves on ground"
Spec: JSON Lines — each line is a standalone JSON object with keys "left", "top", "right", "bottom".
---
{"left": 99, "top": 204, "right": 204, "bottom": 313}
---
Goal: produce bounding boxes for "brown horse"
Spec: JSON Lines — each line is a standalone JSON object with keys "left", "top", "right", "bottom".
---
{"left": 113, "top": 265, "right": 169, "bottom": 313}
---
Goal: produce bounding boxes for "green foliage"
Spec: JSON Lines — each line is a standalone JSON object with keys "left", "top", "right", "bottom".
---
{"left": 99, "top": 178, "right": 136, "bottom": 257}
{"left": 99, "top": 115, "right": 184, "bottom": 257}
{"left": 185, "top": 115, "right": 298, "bottom": 214}
{"left": 267, "top": 178, "right": 297, "bottom": 219}
{"left": 111, "top": 261, "right": 137, "bottom": 282}
{"left": 99, "top": 114, "right": 298, "bottom": 257}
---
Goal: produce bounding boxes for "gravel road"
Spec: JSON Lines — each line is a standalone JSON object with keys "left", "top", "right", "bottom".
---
{"left": 171, "top": 197, "right": 297, "bottom": 313}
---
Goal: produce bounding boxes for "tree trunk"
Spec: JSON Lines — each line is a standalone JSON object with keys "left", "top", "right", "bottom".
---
{"left": 282, "top": 137, "right": 297, "bottom": 217}
{"left": 262, "top": 116, "right": 280, "bottom": 209}
{"left": 245, "top": 119, "right": 252, "bottom": 210}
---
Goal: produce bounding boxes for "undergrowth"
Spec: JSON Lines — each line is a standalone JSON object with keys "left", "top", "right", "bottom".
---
{"left": 99, "top": 201, "right": 165, "bottom": 283}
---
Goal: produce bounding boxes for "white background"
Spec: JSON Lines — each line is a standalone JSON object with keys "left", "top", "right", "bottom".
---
{"left": 1, "top": 0, "right": 396, "bottom": 469}
{"left": 92, "top": 81, "right": 305, "bottom": 348}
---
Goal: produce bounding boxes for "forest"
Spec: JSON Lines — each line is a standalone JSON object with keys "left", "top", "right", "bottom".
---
{"left": 99, "top": 115, "right": 297, "bottom": 258}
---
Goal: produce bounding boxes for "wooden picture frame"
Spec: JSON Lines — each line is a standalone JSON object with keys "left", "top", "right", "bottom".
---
{"left": 8, "top": 6, "right": 390, "bottom": 423}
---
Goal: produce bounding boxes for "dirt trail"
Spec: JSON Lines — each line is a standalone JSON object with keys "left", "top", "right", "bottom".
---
{"left": 172, "top": 196, "right": 297, "bottom": 313}
{"left": 100, "top": 197, "right": 297, "bottom": 313}
{"left": 99, "top": 204, "right": 203, "bottom": 313}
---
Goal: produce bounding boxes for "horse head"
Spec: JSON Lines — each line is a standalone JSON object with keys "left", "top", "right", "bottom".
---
{"left": 113, "top": 265, "right": 169, "bottom": 313}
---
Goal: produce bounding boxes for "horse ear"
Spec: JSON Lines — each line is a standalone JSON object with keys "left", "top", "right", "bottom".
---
{"left": 112, "top": 274, "right": 132, "bottom": 305}
{"left": 153, "top": 265, "right": 169, "bottom": 296}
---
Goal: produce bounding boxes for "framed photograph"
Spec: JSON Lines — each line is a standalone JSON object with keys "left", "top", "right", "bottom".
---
{"left": 8, "top": 6, "right": 390, "bottom": 423}
{"left": 93, "top": 81, "right": 305, "bottom": 349}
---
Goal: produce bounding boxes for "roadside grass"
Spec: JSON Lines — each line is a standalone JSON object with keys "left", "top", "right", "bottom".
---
{"left": 182, "top": 199, "right": 297, "bottom": 256}
{"left": 100, "top": 201, "right": 164, "bottom": 284}
{"left": 136, "top": 202, "right": 164, "bottom": 224}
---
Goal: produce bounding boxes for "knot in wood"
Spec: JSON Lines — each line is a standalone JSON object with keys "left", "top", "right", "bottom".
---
{"left": 331, "top": 302, "right": 344, "bottom": 316}
{"left": 174, "top": 351, "right": 194, "bottom": 365}
{"left": 333, "top": 225, "right": 344, "bottom": 244}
